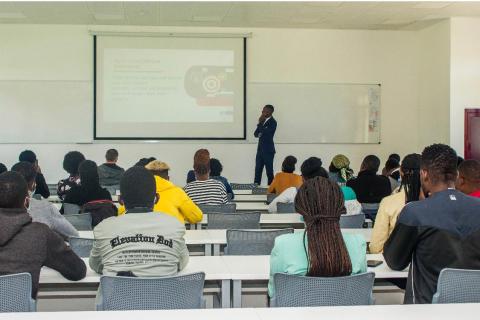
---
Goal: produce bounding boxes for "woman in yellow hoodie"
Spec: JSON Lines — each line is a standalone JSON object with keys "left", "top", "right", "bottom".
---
{"left": 118, "top": 161, "right": 203, "bottom": 224}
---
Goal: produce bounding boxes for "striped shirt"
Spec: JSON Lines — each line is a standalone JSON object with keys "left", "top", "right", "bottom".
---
{"left": 183, "top": 179, "right": 228, "bottom": 205}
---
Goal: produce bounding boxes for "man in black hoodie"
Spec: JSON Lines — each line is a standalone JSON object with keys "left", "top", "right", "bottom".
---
{"left": 384, "top": 144, "right": 480, "bottom": 304}
{"left": 0, "top": 171, "right": 86, "bottom": 298}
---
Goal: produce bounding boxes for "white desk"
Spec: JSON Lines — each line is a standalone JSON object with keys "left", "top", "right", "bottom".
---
{"left": 233, "top": 190, "right": 253, "bottom": 195}
{"left": 39, "top": 254, "right": 404, "bottom": 309}
{"left": 78, "top": 228, "right": 372, "bottom": 256}
{"left": 234, "top": 194, "right": 267, "bottom": 202}
{"left": 235, "top": 202, "right": 269, "bottom": 211}
{"left": 0, "top": 304, "right": 476, "bottom": 320}
{"left": 40, "top": 256, "right": 232, "bottom": 308}
{"left": 222, "top": 254, "right": 407, "bottom": 308}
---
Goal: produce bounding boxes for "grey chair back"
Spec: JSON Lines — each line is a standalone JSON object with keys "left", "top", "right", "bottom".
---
{"left": 273, "top": 272, "right": 375, "bottom": 307}
{"left": 63, "top": 203, "right": 81, "bottom": 215}
{"left": 225, "top": 229, "right": 294, "bottom": 255}
{"left": 64, "top": 213, "right": 92, "bottom": 231}
{"left": 198, "top": 203, "right": 236, "bottom": 214}
{"left": 276, "top": 202, "right": 296, "bottom": 213}
{"left": 340, "top": 213, "right": 366, "bottom": 228}
{"left": 96, "top": 272, "right": 205, "bottom": 310}
{"left": 69, "top": 237, "right": 94, "bottom": 257}
{"left": 207, "top": 212, "right": 261, "bottom": 230}
{"left": 266, "top": 193, "right": 277, "bottom": 204}
{"left": 0, "top": 273, "right": 36, "bottom": 312}
{"left": 361, "top": 203, "right": 380, "bottom": 222}
{"left": 252, "top": 187, "right": 268, "bottom": 195}
{"left": 432, "top": 268, "right": 480, "bottom": 304}
{"left": 231, "top": 183, "right": 257, "bottom": 190}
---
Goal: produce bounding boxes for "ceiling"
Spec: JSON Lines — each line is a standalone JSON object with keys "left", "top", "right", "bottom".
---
{"left": 0, "top": 1, "right": 480, "bottom": 30}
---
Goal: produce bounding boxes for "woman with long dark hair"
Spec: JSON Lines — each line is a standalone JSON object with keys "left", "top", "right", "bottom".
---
{"left": 369, "top": 154, "right": 422, "bottom": 253}
{"left": 268, "top": 176, "right": 367, "bottom": 298}
{"left": 62, "top": 160, "right": 112, "bottom": 213}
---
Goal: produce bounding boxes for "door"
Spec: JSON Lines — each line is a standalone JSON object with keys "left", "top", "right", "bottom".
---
{"left": 465, "top": 109, "right": 480, "bottom": 160}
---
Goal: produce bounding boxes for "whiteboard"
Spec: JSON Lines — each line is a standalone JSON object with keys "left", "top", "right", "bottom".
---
{"left": 0, "top": 81, "right": 92, "bottom": 143}
{"left": 247, "top": 82, "right": 381, "bottom": 144}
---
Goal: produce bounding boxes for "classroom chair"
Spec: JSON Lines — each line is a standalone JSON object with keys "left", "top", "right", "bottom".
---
{"left": 276, "top": 202, "right": 296, "bottom": 213}
{"left": 230, "top": 183, "right": 258, "bottom": 190}
{"left": 432, "top": 268, "right": 480, "bottom": 304}
{"left": 0, "top": 273, "right": 36, "bottom": 312}
{"left": 64, "top": 213, "right": 93, "bottom": 231}
{"left": 266, "top": 193, "right": 277, "bottom": 204}
{"left": 361, "top": 203, "right": 380, "bottom": 222}
{"left": 225, "top": 228, "right": 294, "bottom": 255}
{"left": 198, "top": 203, "right": 236, "bottom": 214}
{"left": 340, "top": 213, "right": 366, "bottom": 228}
{"left": 63, "top": 203, "right": 81, "bottom": 215}
{"left": 96, "top": 272, "right": 205, "bottom": 310}
{"left": 207, "top": 212, "right": 260, "bottom": 230}
{"left": 252, "top": 187, "right": 268, "bottom": 195}
{"left": 69, "top": 237, "right": 94, "bottom": 258}
{"left": 272, "top": 272, "right": 375, "bottom": 307}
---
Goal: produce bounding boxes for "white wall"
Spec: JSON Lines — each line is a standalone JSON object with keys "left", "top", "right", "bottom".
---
{"left": 450, "top": 17, "right": 480, "bottom": 156}
{"left": 417, "top": 20, "right": 450, "bottom": 148}
{"left": 0, "top": 24, "right": 431, "bottom": 185}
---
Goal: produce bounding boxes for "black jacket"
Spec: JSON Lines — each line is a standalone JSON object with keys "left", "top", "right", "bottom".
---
{"left": 62, "top": 184, "right": 112, "bottom": 214}
{"left": 346, "top": 170, "right": 391, "bottom": 203}
{"left": 0, "top": 208, "right": 86, "bottom": 298}
{"left": 254, "top": 117, "right": 277, "bottom": 154}
{"left": 384, "top": 189, "right": 480, "bottom": 304}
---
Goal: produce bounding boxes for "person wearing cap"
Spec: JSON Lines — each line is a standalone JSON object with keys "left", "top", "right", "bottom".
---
{"left": 118, "top": 160, "right": 203, "bottom": 224}
{"left": 328, "top": 154, "right": 354, "bottom": 185}
{"left": 369, "top": 154, "right": 422, "bottom": 254}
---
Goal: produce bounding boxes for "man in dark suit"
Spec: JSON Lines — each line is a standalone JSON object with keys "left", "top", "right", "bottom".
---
{"left": 254, "top": 105, "right": 277, "bottom": 185}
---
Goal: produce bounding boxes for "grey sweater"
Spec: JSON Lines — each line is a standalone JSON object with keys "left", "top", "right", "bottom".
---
{"left": 28, "top": 198, "right": 79, "bottom": 239}
{"left": 98, "top": 163, "right": 124, "bottom": 187}
{"left": 0, "top": 208, "right": 86, "bottom": 298}
{"left": 89, "top": 210, "right": 189, "bottom": 276}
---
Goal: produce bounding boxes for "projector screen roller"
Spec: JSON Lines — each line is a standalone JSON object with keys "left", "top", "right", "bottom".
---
{"left": 94, "top": 35, "right": 246, "bottom": 139}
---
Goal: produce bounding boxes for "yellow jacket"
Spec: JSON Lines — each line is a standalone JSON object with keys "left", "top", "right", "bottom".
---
{"left": 118, "top": 176, "right": 203, "bottom": 224}
{"left": 369, "top": 189, "right": 405, "bottom": 253}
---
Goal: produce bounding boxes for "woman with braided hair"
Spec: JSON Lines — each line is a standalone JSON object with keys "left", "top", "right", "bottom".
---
{"left": 268, "top": 176, "right": 367, "bottom": 298}
{"left": 369, "top": 154, "right": 422, "bottom": 254}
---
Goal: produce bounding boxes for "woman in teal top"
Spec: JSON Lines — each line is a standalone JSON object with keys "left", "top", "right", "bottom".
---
{"left": 268, "top": 177, "right": 367, "bottom": 298}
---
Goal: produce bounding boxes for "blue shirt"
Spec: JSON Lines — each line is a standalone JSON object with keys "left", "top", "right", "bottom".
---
{"left": 268, "top": 231, "right": 367, "bottom": 297}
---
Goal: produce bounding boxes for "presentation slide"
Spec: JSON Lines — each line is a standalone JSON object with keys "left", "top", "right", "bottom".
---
{"left": 95, "top": 35, "right": 245, "bottom": 139}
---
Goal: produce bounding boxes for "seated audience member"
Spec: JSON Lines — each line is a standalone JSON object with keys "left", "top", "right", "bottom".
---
{"left": 57, "top": 151, "right": 86, "bottom": 200}
{"left": 370, "top": 154, "right": 421, "bottom": 253}
{"left": 89, "top": 166, "right": 189, "bottom": 276}
{"left": 328, "top": 154, "right": 354, "bottom": 185}
{"left": 62, "top": 160, "right": 112, "bottom": 212}
{"left": 347, "top": 155, "right": 391, "bottom": 204}
{"left": 19, "top": 150, "right": 50, "bottom": 199}
{"left": 388, "top": 153, "right": 401, "bottom": 163}
{"left": 118, "top": 160, "right": 203, "bottom": 224}
{"left": 268, "top": 176, "right": 367, "bottom": 298}
{"left": 268, "top": 155, "right": 303, "bottom": 195}
{"left": 0, "top": 163, "right": 7, "bottom": 174}
{"left": 184, "top": 149, "right": 228, "bottom": 205}
{"left": 456, "top": 159, "right": 480, "bottom": 198}
{"left": 269, "top": 157, "right": 362, "bottom": 215}
{"left": 382, "top": 158, "right": 401, "bottom": 192}
{"left": 210, "top": 158, "right": 234, "bottom": 200}
{"left": 0, "top": 172, "right": 86, "bottom": 298}
{"left": 12, "top": 162, "right": 78, "bottom": 239}
{"left": 384, "top": 144, "right": 480, "bottom": 304}
{"left": 134, "top": 157, "right": 156, "bottom": 167}
{"left": 186, "top": 169, "right": 196, "bottom": 184}
{"left": 98, "top": 149, "right": 124, "bottom": 187}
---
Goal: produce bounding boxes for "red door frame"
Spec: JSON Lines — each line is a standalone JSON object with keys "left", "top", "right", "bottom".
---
{"left": 465, "top": 108, "right": 480, "bottom": 159}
